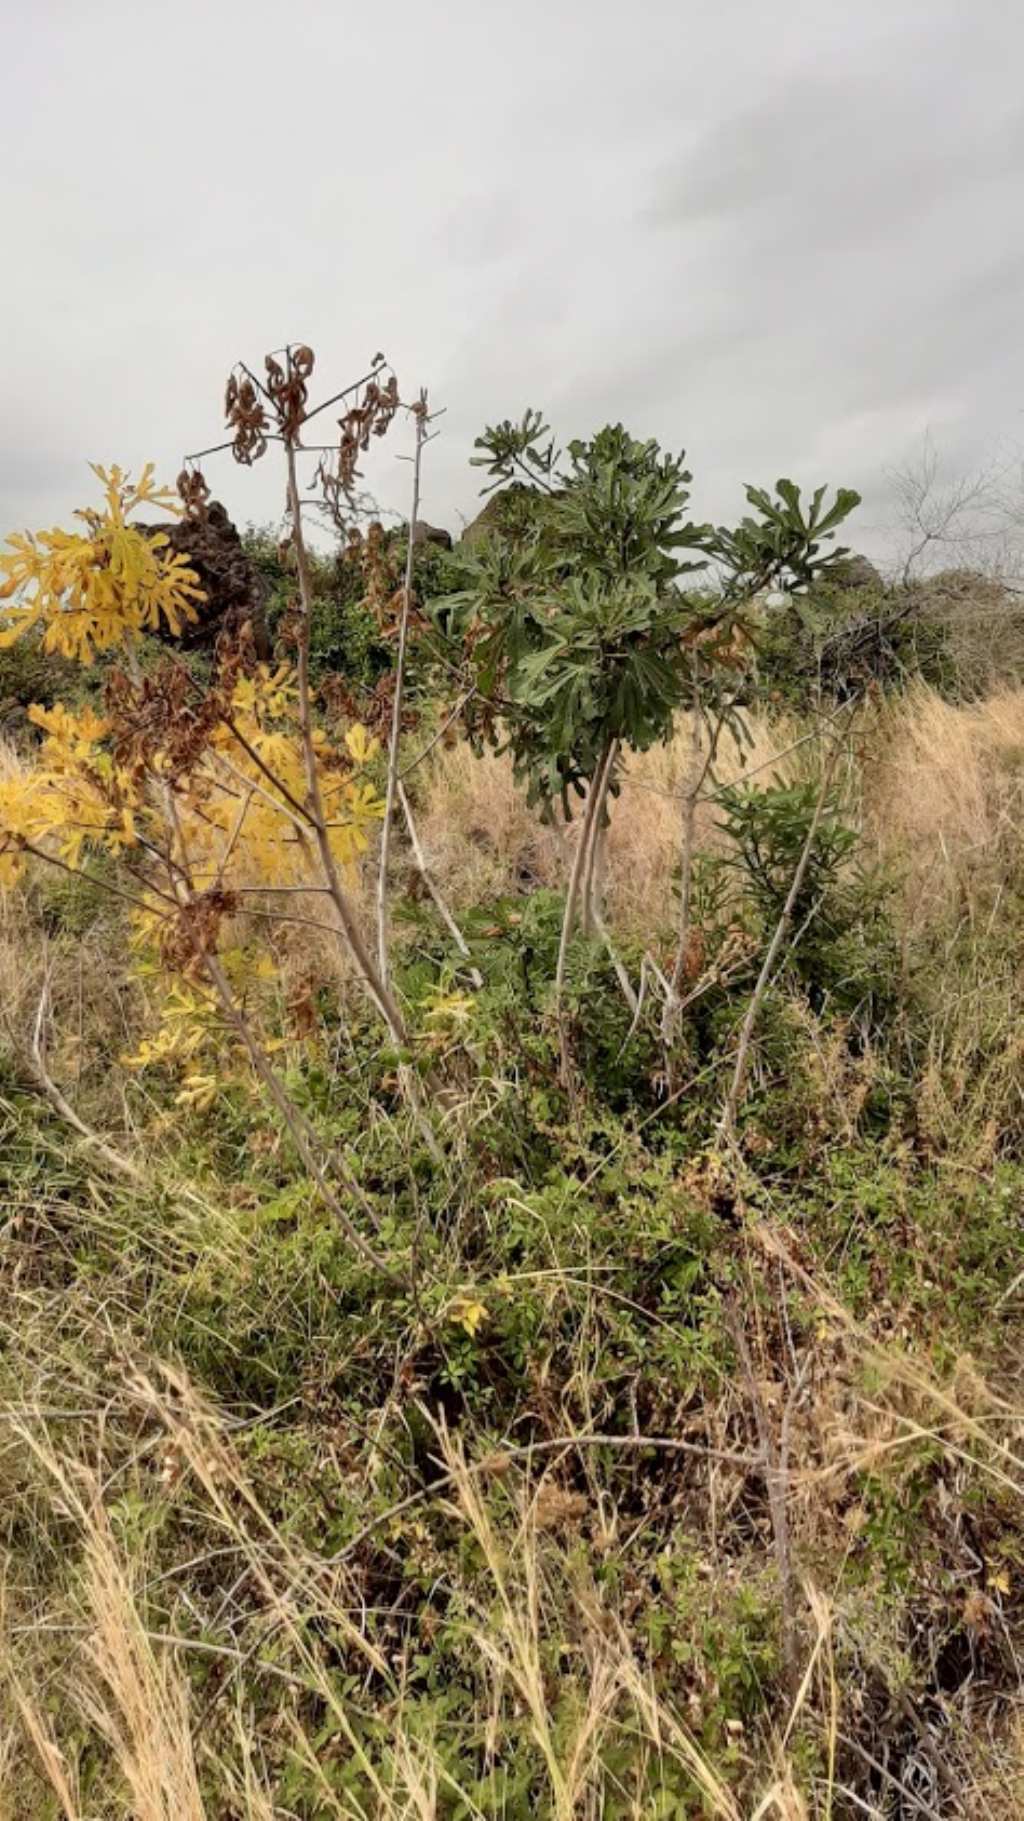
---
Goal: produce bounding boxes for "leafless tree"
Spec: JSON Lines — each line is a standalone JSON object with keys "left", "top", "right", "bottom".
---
{"left": 888, "top": 433, "right": 1020, "bottom": 585}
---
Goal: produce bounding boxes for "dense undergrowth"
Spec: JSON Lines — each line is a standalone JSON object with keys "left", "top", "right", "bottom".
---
{"left": 2, "top": 382, "right": 1024, "bottom": 1816}
{"left": 3, "top": 682, "right": 1024, "bottom": 1816}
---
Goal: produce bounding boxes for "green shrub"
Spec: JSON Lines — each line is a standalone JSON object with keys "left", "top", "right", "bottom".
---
{"left": 755, "top": 579, "right": 956, "bottom": 709}
{"left": 0, "top": 633, "right": 80, "bottom": 736}
{"left": 710, "top": 777, "right": 899, "bottom": 1020}
{"left": 244, "top": 526, "right": 393, "bottom": 689}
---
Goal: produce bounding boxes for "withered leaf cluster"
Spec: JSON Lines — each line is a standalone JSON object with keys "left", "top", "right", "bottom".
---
{"left": 459, "top": 688, "right": 500, "bottom": 755}
{"left": 105, "top": 627, "right": 251, "bottom": 784}
{"left": 224, "top": 346, "right": 318, "bottom": 462}
{"left": 346, "top": 522, "right": 416, "bottom": 637}
{"left": 224, "top": 372, "right": 270, "bottom": 465}
{"left": 264, "top": 344, "right": 315, "bottom": 443}
{"left": 217, "top": 348, "right": 406, "bottom": 542}
{"left": 176, "top": 466, "right": 211, "bottom": 522}
{"left": 316, "top": 460, "right": 352, "bottom": 530}
{"left": 106, "top": 662, "right": 223, "bottom": 783}
{"left": 320, "top": 669, "right": 418, "bottom": 742}
{"left": 338, "top": 372, "right": 400, "bottom": 487}
{"left": 285, "top": 969, "right": 319, "bottom": 1039}
{"left": 161, "top": 887, "right": 239, "bottom": 976}
{"left": 316, "top": 371, "right": 400, "bottom": 524}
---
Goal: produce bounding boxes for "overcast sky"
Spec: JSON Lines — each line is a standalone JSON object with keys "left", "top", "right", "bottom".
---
{"left": 3, "top": 0, "right": 1023, "bottom": 564}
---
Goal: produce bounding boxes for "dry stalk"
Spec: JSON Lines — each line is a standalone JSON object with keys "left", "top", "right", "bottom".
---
{"left": 575, "top": 741, "right": 637, "bottom": 1012}
{"left": 718, "top": 731, "right": 846, "bottom": 1144}
{"left": 200, "top": 950, "right": 393, "bottom": 1276}
{"left": 159, "top": 764, "right": 397, "bottom": 1278}
{"left": 729, "top": 1306, "right": 802, "bottom": 1700}
{"left": 663, "top": 684, "right": 725, "bottom": 1042}
{"left": 579, "top": 739, "right": 618, "bottom": 935}
{"left": 397, "top": 779, "right": 482, "bottom": 986}
{"left": 556, "top": 738, "right": 615, "bottom": 1000}
{"left": 283, "top": 438, "right": 409, "bottom": 1050}
{"left": 377, "top": 392, "right": 428, "bottom": 988}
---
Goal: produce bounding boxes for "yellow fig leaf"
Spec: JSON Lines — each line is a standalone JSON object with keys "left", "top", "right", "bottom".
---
{"left": 175, "top": 1073, "right": 220, "bottom": 1111}
{"left": 449, "top": 1297, "right": 488, "bottom": 1339}
{"left": 344, "top": 724, "right": 380, "bottom": 766}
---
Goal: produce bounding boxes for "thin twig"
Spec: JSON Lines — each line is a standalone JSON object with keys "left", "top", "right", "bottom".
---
{"left": 397, "top": 779, "right": 482, "bottom": 986}
{"left": 378, "top": 394, "right": 427, "bottom": 989}
{"left": 284, "top": 438, "right": 408, "bottom": 1048}
{"left": 17, "top": 842, "right": 170, "bottom": 920}
{"left": 718, "top": 730, "right": 847, "bottom": 1143}
{"left": 329, "top": 1429, "right": 761, "bottom": 1565}
{"left": 579, "top": 741, "right": 618, "bottom": 935}
{"left": 214, "top": 713, "right": 311, "bottom": 827}
{"left": 298, "top": 358, "right": 391, "bottom": 429}
{"left": 158, "top": 737, "right": 401, "bottom": 1278}
{"left": 399, "top": 689, "right": 477, "bottom": 780}
{"left": 593, "top": 902, "right": 638, "bottom": 1015}
{"left": 729, "top": 1307, "right": 803, "bottom": 1699}
{"left": 838, "top": 1733, "right": 945, "bottom": 1821}
{"left": 213, "top": 783, "right": 255, "bottom": 889}
{"left": 201, "top": 950, "right": 396, "bottom": 1278}
{"left": 556, "top": 740, "right": 614, "bottom": 1001}
{"left": 578, "top": 741, "right": 637, "bottom": 1011}
{"left": 663, "top": 686, "right": 724, "bottom": 1040}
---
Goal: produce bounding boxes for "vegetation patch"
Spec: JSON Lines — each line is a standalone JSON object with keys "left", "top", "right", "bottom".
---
{"left": 1, "top": 346, "right": 1022, "bottom": 1816}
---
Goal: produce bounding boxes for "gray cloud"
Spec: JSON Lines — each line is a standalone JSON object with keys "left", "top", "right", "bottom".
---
{"left": 2, "top": 0, "right": 1023, "bottom": 566}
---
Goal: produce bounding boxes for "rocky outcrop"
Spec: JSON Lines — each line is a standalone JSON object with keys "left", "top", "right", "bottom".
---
{"left": 146, "top": 502, "right": 270, "bottom": 653}
{"left": 459, "top": 483, "right": 569, "bottom": 548}
{"left": 829, "top": 552, "right": 885, "bottom": 592}
{"left": 411, "top": 520, "right": 452, "bottom": 551}
{"left": 459, "top": 483, "right": 542, "bottom": 547}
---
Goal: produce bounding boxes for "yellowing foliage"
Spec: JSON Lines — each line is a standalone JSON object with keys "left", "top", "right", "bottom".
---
{"left": 0, "top": 469, "right": 383, "bottom": 898}
{"left": 447, "top": 1295, "right": 488, "bottom": 1338}
{"left": 122, "top": 979, "right": 238, "bottom": 1107}
{"left": 0, "top": 465, "right": 389, "bottom": 1100}
{"left": 0, "top": 464, "right": 203, "bottom": 663}
{"left": 173, "top": 663, "right": 385, "bottom": 890}
{"left": 0, "top": 662, "right": 381, "bottom": 904}
{"left": 0, "top": 773, "right": 58, "bottom": 885}
{"left": 0, "top": 702, "right": 144, "bottom": 883}
{"left": 121, "top": 983, "right": 217, "bottom": 1072}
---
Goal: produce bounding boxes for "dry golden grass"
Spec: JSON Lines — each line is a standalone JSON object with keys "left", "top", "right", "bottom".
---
{"left": 5, "top": 1324, "right": 1022, "bottom": 1818}
{"left": 3, "top": 684, "right": 1024, "bottom": 1814}
{"left": 411, "top": 740, "right": 565, "bottom": 906}
{"left": 605, "top": 714, "right": 807, "bottom": 930}
{"left": 414, "top": 685, "right": 1024, "bottom": 945}
{"left": 404, "top": 684, "right": 1024, "bottom": 1160}
{"left": 864, "top": 683, "right": 1024, "bottom": 927}
{"left": 0, "top": 734, "right": 24, "bottom": 783}
{"left": 6, "top": 1426, "right": 207, "bottom": 1821}
{"left": 1, "top": 1381, "right": 830, "bottom": 1821}
{"left": 413, "top": 712, "right": 807, "bottom": 933}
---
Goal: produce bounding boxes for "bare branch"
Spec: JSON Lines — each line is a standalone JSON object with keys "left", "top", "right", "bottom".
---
{"left": 283, "top": 438, "right": 409, "bottom": 1049}
{"left": 718, "top": 729, "right": 847, "bottom": 1145}
{"left": 889, "top": 432, "right": 1015, "bottom": 584}
{"left": 397, "top": 779, "right": 481, "bottom": 987}
{"left": 555, "top": 739, "right": 615, "bottom": 1002}
{"left": 377, "top": 394, "right": 428, "bottom": 989}
{"left": 399, "top": 689, "right": 477, "bottom": 780}
{"left": 662, "top": 684, "right": 715, "bottom": 1041}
